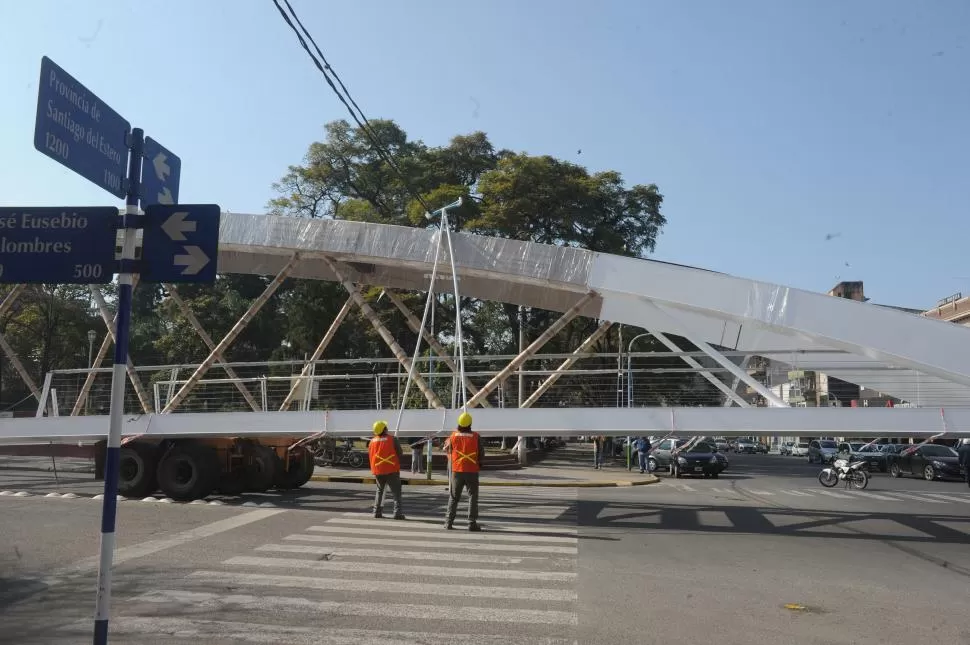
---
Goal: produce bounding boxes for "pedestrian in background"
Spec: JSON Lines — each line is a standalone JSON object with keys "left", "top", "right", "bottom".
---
{"left": 592, "top": 435, "right": 605, "bottom": 469}
{"left": 369, "top": 420, "right": 405, "bottom": 520}
{"left": 408, "top": 437, "right": 424, "bottom": 474}
{"left": 635, "top": 436, "right": 652, "bottom": 474}
{"left": 444, "top": 411, "right": 484, "bottom": 531}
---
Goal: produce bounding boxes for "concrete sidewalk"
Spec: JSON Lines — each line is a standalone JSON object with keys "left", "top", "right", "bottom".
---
{"left": 311, "top": 444, "right": 660, "bottom": 488}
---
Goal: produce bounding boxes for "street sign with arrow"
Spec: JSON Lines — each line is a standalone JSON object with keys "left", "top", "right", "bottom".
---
{"left": 140, "top": 204, "right": 220, "bottom": 283}
{"left": 140, "top": 136, "right": 181, "bottom": 207}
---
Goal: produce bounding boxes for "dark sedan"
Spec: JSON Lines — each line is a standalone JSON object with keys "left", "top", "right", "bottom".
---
{"left": 671, "top": 441, "right": 724, "bottom": 478}
{"left": 889, "top": 444, "right": 965, "bottom": 481}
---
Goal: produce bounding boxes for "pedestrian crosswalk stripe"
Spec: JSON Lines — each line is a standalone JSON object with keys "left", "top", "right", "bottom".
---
{"left": 284, "top": 533, "right": 578, "bottom": 555}
{"left": 780, "top": 490, "right": 813, "bottom": 497}
{"left": 841, "top": 491, "right": 900, "bottom": 502}
{"left": 922, "top": 493, "right": 970, "bottom": 504}
{"left": 185, "top": 570, "right": 578, "bottom": 602}
{"left": 305, "top": 524, "right": 577, "bottom": 544}
{"left": 254, "top": 543, "right": 546, "bottom": 564}
{"left": 325, "top": 516, "right": 578, "bottom": 537}
{"left": 339, "top": 512, "right": 579, "bottom": 534}
{"left": 223, "top": 555, "right": 577, "bottom": 582}
{"left": 746, "top": 490, "right": 775, "bottom": 496}
{"left": 883, "top": 491, "right": 947, "bottom": 504}
{"left": 68, "top": 618, "right": 577, "bottom": 644}
{"left": 815, "top": 490, "right": 854, "bottom": 499}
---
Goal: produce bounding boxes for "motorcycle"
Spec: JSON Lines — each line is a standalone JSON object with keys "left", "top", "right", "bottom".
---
{"left": 818, "top": 458, "right": 869, "bottom": 490}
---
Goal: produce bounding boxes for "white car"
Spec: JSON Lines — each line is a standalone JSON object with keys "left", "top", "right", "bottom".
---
{"left": 790, "top": 441, "right": 809, "bottom": 457}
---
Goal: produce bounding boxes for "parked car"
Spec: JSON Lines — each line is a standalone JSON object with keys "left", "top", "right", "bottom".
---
{"left": 889, "top": 444, "right": 965, "bottom": 481}
{"left": 713, "top": 437, "right": 730, "bottom": 453}
{"left": 670, "top": 440, "right": 724, "bottom": 478}
{"left": 647, "top": 437, "right": 690, "bottom": 473}
{"left": 735, "top": 438, "right": 758, "bottom": 454}
{"left": 790, "top": 441, "right": 809, "bottom": 457}
{"left": 808, "top": 439, "right": 839, "bottom": 464}
{"left": 780, "top": 441, "right": 794, "bottom": 456}
{"left": 837, "top": 441, "right": 890, "bottom": 472}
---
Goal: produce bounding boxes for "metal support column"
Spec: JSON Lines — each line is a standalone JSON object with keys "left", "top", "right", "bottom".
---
{"left": 639, "top": 300, "right": 787, "bottom": 408}
{"left": 72, "top": 276, "right": 141, "bottom": 416}
{"left": 323, "top": 256, "right": 443, "bottom": 409}
{"left": 521, "top": 320, "right": 613, "bottom": 408}
{"left": 516, "top": 305, "right": 526, "bottom": 465}
{"left": 165, "top": 284, "right": 261, "bottom": 412}
{"left": 383, "top": 289, "right": 491, "bottom": 407}
{"left": 279, "top": 294, "right": 355, "bottom": 410}
{"left": 89, "top": 286, "right": 153, "bottom": 414}
{"left": 163, "top": 254, "right": 300, "bottom": 413}
{"left": 649, "top": 330, "right": 751, "bottom": 408}
{"left": 465, "top": 292, "right": 596, "bottom": 408}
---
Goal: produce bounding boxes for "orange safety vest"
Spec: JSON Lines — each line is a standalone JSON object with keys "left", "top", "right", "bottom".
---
{"left": 369, "top": 435, "right": 400, "bottom": 475}
{"left": 450, "top": 431, "right": 480, "bottom": 473}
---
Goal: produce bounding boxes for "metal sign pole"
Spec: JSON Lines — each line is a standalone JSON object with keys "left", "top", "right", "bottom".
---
{"left": 93, "top": 127, "right": 143, "bottom": 645}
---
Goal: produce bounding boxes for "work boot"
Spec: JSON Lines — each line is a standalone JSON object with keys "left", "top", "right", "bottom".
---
{"left": 444, "top": 521, "right": 454, "bottom": 530}
{"left": 373, "top": 510, "right": 383, "bottom": 519}
{"left": 393, "top": 513, "right": 406, "bottom": 520}
{"left": 468, "top": 522, "right": 482, "bottom": 532}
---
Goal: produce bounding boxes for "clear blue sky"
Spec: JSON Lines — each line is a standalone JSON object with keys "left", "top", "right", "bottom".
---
{"left": 1, "top": 0, "right": 967, "bottom": 309}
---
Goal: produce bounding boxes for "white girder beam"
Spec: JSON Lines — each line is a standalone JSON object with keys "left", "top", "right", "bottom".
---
{"left": 649, "top": 331, "right": 751, "bottom": 408}
{"left": 279, "top": 294, "right": 355, "bottom": 411}
{"left": 521, "top": 320, "right": 613, "bottom": 409}
{"left": 162, "top": 254, "right": 300, "bottom": 413}
{"left": 323, "top": 256, "right": 443, "bottom": 410}
{"left": 637, "top": 299, "right": 787, "bottom": 408}
{"left": 164, "top": 284, "right": 261, "bottom": 413}
{"left": 383, "top": 289, "right": 491, "bottom": 408}
{"left": 2, "top": 406, "right": 965, "bottom": 443}
{"left": 0, "top": 285, "right": 41, "bottom": 401}
{"left": 89, "top": 285, "right": 153, "bottom": 414}
{"left": 466, "top": 292, "right": 598, "bottom": 409}
{"left": 723, "top": 355, "right": 754, "bottom": 407}
{"left": 72, "top": 276, "right": 141, "bottom": 416}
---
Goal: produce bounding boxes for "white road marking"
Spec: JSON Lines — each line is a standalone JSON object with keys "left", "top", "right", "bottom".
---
{"left": 841, "top": 490, "right": 900, "bottom": 502}
{"left": 814, "top": 490, "right": 854, "bottom": 499}
{"left": 340, "top": 512, "right": 578, "bottom": 534}
{"left": 881, "top": 491, "right": 947, "bottom": 504}
{"left": 305, "top": 525, "right": 577, "bottom": 544}
{"left": 284, "top": 533, "right": 577, "bottom": 554}
{"left": 781, "top": 490, "right": 813, "bottom": 497}
{"left": 922, "top": 493, "right": 970, "bottom": 504}
{"left": 223, "top": 555, "right": 575, "bottom": 581}
{"left": 745, "top": 490, "right": 775, "bottom": 496}
{"left": 326, "top": 516, "right": 578, "bottom": 536}
{"left": 67, "top": 618, "right": 576, "bottom": 644}
{"left": 185, "top": 570, "right": 577, "bottom": 601}
{"left": 254, "top": 543, "right": 543, "bottom": 564}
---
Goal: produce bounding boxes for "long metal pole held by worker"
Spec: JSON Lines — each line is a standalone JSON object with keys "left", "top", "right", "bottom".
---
{"left": 93, "top": 127, "right": 143, "bottom": 645}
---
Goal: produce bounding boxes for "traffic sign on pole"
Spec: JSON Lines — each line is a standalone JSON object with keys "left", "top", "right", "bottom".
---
{"left": 0, "top": 207, "right": 117, "bottom": 284}
{"left": 33, "top": 57, "right": 130, "bottom": 200}
{"left": 141, "top": 204, "right": 220, "bottom": 283}
{"left": 141, "top": 137, "right": 181, "bottom": 207}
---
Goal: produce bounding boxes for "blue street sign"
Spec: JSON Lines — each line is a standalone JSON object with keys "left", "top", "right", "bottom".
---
{"left": 0, "top": 207, "right": 117, "bottom": 284}
{"left": 141, "top": 204, "right": 220, "bottom": 283}
{"left": 141, "top": 137, "right": 181, "bottom": 207}
{"left": 33, "top": 57, "right": 130, "bottom": 200}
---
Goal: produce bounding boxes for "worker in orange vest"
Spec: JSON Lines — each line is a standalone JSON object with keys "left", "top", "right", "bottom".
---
{"left": 444, "top": 411, "right": 485, "bottom": 531}
{"left": 369, "top": 420, "right": 405, "bottom": 520}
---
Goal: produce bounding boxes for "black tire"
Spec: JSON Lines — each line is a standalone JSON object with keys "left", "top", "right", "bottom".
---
{"left": 851, "top": 469, "right": 869, "bottom": 490}
{"left": 647, "top": 457, "right": 658, "bottom": 473}
{"left": 711, "top": 472, "right": 719, "bottom": 479}
{"left": 348, "top": 451, "right": 365, "bottom": 469}
{"left": 818, "top": 469, "right": 838, "bottom": 488}
{"left": 923, "top": 465, "right": 935, "bottom": 481}
{"left": 117, "top": 441, "right": 158, "bottom": 498}
{"left": 245, "top": 445, "right": 279, "bottom": 493}
{"left": 156, "top": 443, "right": 219, "bottom": 501}
{"left": 890, "top": 463, "right": 902, "bottom": 478}
{"left": 276, "top": 449, "right": 315, "bottom": 490}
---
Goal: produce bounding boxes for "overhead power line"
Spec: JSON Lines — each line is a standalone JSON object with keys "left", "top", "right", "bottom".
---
{"left": 270, "top": 0, "right": 434, "bottom": 215}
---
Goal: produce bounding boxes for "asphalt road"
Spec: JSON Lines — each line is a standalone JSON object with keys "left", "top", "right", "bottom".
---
{"left": 1, "top": 453, "right": 969, "bottom": 644}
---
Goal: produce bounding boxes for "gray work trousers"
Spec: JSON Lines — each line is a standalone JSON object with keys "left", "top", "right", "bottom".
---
{"left": 374, "top": 472, "right": 403, "bottom": 516}
{"left": 446, "top": 471, "right": 479, "bottom": 524}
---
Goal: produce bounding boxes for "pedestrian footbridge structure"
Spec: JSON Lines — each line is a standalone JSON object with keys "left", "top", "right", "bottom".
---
{"left": 1, "top": 213, "right": 969, "bottom": 443}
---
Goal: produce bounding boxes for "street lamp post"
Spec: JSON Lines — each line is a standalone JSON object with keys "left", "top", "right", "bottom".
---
{"left": 625, "top": 332, "right": 653, "bottom": 471}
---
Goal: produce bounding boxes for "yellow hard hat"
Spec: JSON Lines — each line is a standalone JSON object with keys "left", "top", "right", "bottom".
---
{"left": 457, "top": 411, "right": 473, "bottom": 428}
{"left": 372, "top": 420, "right": 388, "bottom": 435}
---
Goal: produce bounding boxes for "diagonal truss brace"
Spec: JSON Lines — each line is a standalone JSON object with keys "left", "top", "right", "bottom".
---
{"left": 279, "top": 294, "right": 356, "bottom": 411}
{"left": 649, "top": 331, "right": 751, "bottom": 408}
{"left": 324, "top": 257, "right": 443, "bottom": 409}
{"left": 164, "top": 284, "right": 261, "bottom": 412}
{"left": 521, "top": 320, "right": 613, "bottom": 408}
{"left": 72, "top": 276, "right": 141, "bottom": 416}
{"left": 383, "top": 289, "right": 491, "bottom": 408}
{"left": 466, "top": 291, "right": 598, "bottom": 408}
{"left": 162, "top": 253, "right": 300, "bottom": 413}
{"left": 89, "top": 285, "right": 153, "bottom": 414}
{"left": 638, "top": 299, "right": 787, "bottom": 408}
{"left": 0, "top": 285, "right": 41, "bottom": 400}
{"left": 723, "top": 355, "right": 754, "bottom": 407}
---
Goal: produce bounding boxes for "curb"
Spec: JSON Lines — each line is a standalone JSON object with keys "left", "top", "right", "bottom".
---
{"left": 309, "top": 474, "right": 661, "bottom": 488}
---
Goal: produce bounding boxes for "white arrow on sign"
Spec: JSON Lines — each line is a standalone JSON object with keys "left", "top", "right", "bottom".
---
{"left": 157, "top": 187, "right": 174, "bottom": 205}
{"left": 174, "top": 245, "right": 210, "bottom": 275}
{"left": 161, "top": 211, "right": 196, "bottom": 241}
{"left": 153, "top": 152, "right": 171, "bottom": 181}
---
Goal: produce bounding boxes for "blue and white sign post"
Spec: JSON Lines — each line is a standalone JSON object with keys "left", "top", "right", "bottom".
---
{"left": 24, "top": 56, "right": 221, "bottom": 645}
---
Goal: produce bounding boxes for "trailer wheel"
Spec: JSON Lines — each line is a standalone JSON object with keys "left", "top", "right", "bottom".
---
{"left": 156, "top": 443, "right": 219, "bottom": 501}
{"left": 276, "top": 448, "right": 314, "bottom": 490}
{"left": 118, "top": 442, "right": 158, "bottom": 498}
{"left": 244, "top": 445, "right": 278, "bottom": 493}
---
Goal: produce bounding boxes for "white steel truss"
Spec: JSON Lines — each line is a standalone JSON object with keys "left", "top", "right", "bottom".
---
{"left": 89, "top": 286, "right": 154, "bottom": 414}
{"left": 520, "top": 320, "right": 613, "bottom": 408}
{"left": 0, "top": 285, "right": 41, "bottom": 401}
